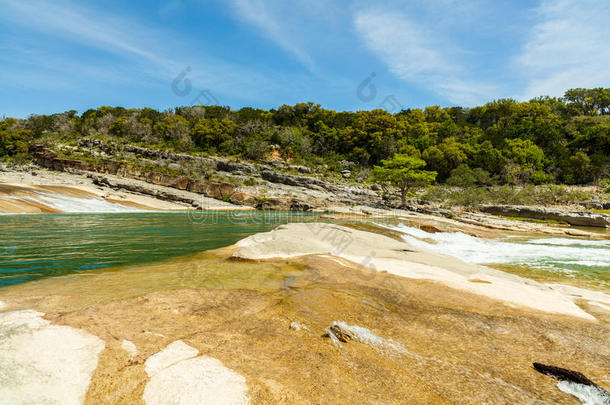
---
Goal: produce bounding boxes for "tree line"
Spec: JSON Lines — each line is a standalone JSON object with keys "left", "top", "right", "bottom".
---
{"left": 1, "top": 87, "right": 609, "bottom": 186}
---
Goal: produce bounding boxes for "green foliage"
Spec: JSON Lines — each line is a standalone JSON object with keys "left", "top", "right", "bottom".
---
{"left": 191, "top": 118, "right": 237, "bottom": 152}
{"left": 564, "top": 88, "right": 610, "bottom": 116}
{"left": 153, "top": 115, "right": 191, "bottom": 150}
{"left": 446, "top": 164, "right": 491, "bottom": 186}
{"left": 4, "top": 87, "right": 610, "bottom": 187}
{"left": 422, "top": 137, "right": 468, "bottom": 180}
{"left": 0, "top": 128, "right": 31, "bottom": 157}
{"left": 373, "top": 154, "right": 437, "bottom": 206}
{"left": 422, "top": 184, "right": 591, "bottom": 208}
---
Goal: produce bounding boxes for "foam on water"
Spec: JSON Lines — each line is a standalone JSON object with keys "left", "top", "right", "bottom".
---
{"left": 557, "top": 381, "right": 610, "bottom": 405}
{"left": 7, "top": 189, "right": 140, "bottom": 213}
{"left": 384, "top": 223, "right": 610, "bottom": 276}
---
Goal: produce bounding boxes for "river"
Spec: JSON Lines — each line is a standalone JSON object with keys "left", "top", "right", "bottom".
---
{"left": 1, "top": 211, "right": 608, "bottom": 289}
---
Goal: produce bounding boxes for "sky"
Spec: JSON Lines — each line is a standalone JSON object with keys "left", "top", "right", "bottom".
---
{"left": 1, "top": 0, "right": 609, "bottom": 117}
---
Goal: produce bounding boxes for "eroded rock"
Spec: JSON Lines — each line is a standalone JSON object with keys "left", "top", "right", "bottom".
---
{"left": 0, "top": 310, "right": 105, "bottom": 405}
{"left": 480, "top": 205, "right": 610, "bottom": 228}
{"left": 143, "top": 340, "right": 249, "bottom": 405}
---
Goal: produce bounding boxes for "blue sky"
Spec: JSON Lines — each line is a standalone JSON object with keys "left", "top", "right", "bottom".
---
{"left": 1, "top": 0, "right": 609, "bottom": 117}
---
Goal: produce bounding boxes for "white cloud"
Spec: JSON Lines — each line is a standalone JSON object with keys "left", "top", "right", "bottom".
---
{"left": 228, "top": 0, "right": 316, "bottom": 70}
{"left": 354, "top": 9, "right": 497, "bottom": 106}
{"left": 517, "top": 0, "right": 610, "bottom": 100}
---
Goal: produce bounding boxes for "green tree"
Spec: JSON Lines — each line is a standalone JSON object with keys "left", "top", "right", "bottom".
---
{"left": 373, "top": 154, "right": 437, "bottom": 207}
{"left": 447, "top": 164, "right": 491, "bottom": 186}
{"left": 422, "top": 137, "right": 467, "bottom": 180}
{"left": 562, "top": 151, "right": 592, "bottom": 184}
{"left": 0, "top": 129, "right": 31, "bottom": 156}
{"left": 191, "top": 118, "right": 237, "bottom": 151}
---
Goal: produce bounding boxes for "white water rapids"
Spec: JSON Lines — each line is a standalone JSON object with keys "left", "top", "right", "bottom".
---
{"left": 384, "top": 223, "right": 610, "bottom": 281}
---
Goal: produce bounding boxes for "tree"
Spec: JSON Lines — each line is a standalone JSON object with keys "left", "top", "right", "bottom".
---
{"left": 153, "top": 116, "right": 191, "bottom": 149}
{"left": 191, "top": 118, "right": 237, "bottom": 151}
{"left": 373, "top": 154, "right": 437, "bottom": 207}
{"left": 0, "top": 129, "right": 31, "bottom": 156}
{"left": 447, "top": 164, "right": 491, "bottom": 186}
{"left": 422, "top": 137, "right": 467, "bottom": 180}
{"left": 562, "top": 151, "right": 592, "bottom": 184}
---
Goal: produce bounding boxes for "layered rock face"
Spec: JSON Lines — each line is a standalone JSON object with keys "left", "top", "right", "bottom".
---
{"left": 480, "top": 204, "right": 610, "bottom": 228}
{"left": 31, "top": 146, "right": 236, "bottom": 201}
{"left": 30, "top": 143, "right": 382, "bottom": 211}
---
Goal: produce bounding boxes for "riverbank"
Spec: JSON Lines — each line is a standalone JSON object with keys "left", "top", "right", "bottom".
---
{"left": 0, "top": 166, "right": 247, "bottom": 213}
{"left": 3, "top": 164, "right": 610, "bottom": 245}
{"left": 0, "top": 223, "right": 608, "bottom": 404}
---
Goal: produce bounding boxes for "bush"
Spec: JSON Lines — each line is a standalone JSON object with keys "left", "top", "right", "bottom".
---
{"left": 0, "top": 129, "right": 31, "bottom": 157}
{"left": 529, "top": 170, "right": 553, "bottom": 185}
{"left": 446, "top": 164, "right": 491, "bottom": 186}
{"left": 421, "top": 184, "right": 591, "bottom": 207}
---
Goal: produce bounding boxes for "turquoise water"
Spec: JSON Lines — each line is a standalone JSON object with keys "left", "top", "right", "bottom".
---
{"left": 1, "top": 211, "right": 608, "bottom": 289}
{"left": 0, "top": 211, "right": 320, "bottom": 287}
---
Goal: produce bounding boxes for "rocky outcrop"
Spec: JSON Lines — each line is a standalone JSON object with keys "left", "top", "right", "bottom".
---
{"left": 260, "top": 170, "right": 332, "bottom": 191}
{"left": 288, "top": 165, "right": 312, "bottom": 174}
{"left": 216, "top": 160, "right": 257, "bottom": 175}
{"left": 255, "top": 197, "right": 311, "bottom": 211}
{"left": 580, "top": 200, "right": 610, "bottom": 210}
{"left": 480, "top": 204, "right": 610, "bottom": 228}
{"left": 229, "top": 192, "right": 259, "bottom": 207}
{"left": 90, "top": 175, "right": 215, "bottom": 209}
{"left": 31, "top": 146, "right": 235, "bottom": 201}
{"left": 31, "top": 143, "right": 383, "bottom": 210}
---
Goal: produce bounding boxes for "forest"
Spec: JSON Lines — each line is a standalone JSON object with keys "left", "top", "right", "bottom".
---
{"left": 1, "top": 87, "right": 609, "bottom": 187}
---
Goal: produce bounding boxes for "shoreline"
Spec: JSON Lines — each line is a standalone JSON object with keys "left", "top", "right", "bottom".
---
{"left": 0, "top": 166, "right": 249, "bottom": 213}
{"left": 2, "top": 165, "right": 609, "bottom": 243}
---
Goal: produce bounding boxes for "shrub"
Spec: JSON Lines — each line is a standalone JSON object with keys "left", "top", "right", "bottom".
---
{"left": 446, "top": 164, "right": 491, "bottom": 186}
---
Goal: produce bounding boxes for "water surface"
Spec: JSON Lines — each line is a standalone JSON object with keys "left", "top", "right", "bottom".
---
{"left": 0, "top": 211, "right": 319, "bottom": 287}
{"left": 386, "top": 223, "right": 610, "bottom": 288}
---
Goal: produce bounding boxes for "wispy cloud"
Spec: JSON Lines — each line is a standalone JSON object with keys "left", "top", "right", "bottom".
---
{"left": 228, "top": 0, "right": 317, "bottom": 71}
{"left": 0, "top": 0, "right": 166, "bottom": 66}
{"left": 517, "top": 0, "right": 610, "bottom": 100}
{"left": 0, "top": 0, "right": 288, "bottom": 104}
{"left": 353, "top": 9, "right": 497, "bottom": 106}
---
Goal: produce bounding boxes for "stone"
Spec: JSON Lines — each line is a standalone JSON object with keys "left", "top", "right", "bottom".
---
{"left": 289, "top": 321, "right": 307, "bottom": 331}
{"left": 581, "top": 200, "right": 610, "bottom": 210}
{"left": 268, "top": 158, "right": 285, "bottom": 167}
{"left": 480, "top": 205, "right": 610, "bottom": 228}
{"left": 143, "top": 341, "right": 249, "bottom": 405}
{"left": 533, "top": 362, "right": 610, "bottom": 404}
{"left": 326, "top": 324, "right": 354, "bottom": 343}
{"left": 229, "top": 192, "right": 259, "bottom": 207}
{"left": 0, "top": 310, "right": 105, "bottom": 405}
{"left": 216, "top": 160, "right": 257, "bottom": 175}
{"left": 257, "top": 198, "right": 289, "bottom": 210}
{"left": 290, "top": 199, "right": 311, "bottom": 211}
{"left": 260, "top": 170, "right": 329, "bottom": 190}
{"left": 287, "top": 165, "right": 312, "bottom": 174}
